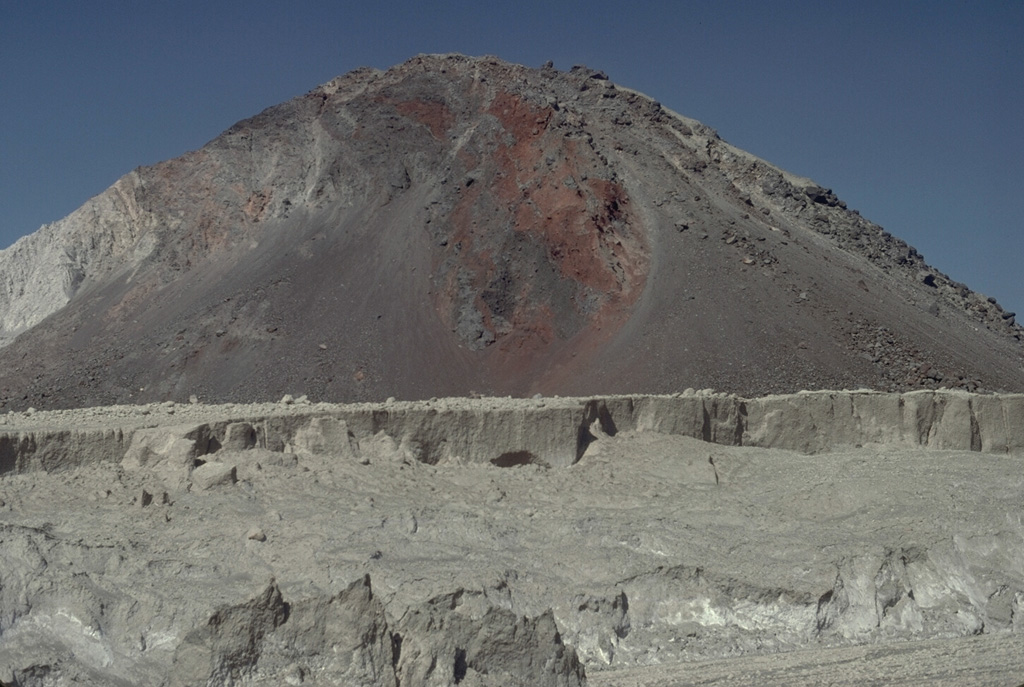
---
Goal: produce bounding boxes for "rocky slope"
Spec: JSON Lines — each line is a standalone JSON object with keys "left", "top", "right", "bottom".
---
{"left": 2, "top": 391, "right": 1023, "bottom": 685}
{"left": 1, "top": 54, "right": 1023, "bottom": 410}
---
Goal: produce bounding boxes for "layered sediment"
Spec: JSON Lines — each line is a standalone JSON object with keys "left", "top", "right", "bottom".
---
{"left": 3, "top": 390, "right": 1022, "bottom": 476}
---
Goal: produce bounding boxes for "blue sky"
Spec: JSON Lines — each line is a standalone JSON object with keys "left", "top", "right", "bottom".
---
{"left": 2, "top": 1, "right": 1022, "bottom": 313}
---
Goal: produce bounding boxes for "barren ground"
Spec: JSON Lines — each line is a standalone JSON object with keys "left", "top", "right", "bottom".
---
{"left": 2, "top": 393, "right": 1022, "bottom": 685}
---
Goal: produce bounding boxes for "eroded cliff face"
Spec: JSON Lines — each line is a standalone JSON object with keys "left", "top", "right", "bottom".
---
{"left": 1, "top": 54, "right": 1022, "bottom": 409}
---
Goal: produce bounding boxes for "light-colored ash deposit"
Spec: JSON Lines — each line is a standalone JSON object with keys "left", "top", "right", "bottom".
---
{"left": 2, "top": 391, "right": 1023, "bottom": 685}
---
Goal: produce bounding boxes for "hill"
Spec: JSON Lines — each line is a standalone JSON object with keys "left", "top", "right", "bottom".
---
{"left": 1, "top": 54, "right": 1021, "bottom": 410}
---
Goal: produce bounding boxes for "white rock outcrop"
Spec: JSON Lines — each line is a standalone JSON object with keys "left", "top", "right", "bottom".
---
{"left": 0, "top": 172, "right": 158, "bottom": 347}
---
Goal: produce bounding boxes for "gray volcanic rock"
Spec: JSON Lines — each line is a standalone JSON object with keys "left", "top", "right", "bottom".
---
{"left": 1, "top": 392, "right": 1023, "bottom": 685}
{"left": 1, "top": 54, "right": 1023, "bottom": 410}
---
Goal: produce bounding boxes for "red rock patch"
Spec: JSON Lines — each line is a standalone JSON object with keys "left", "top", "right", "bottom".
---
{"left": 391, "top": 99, "right": 454, "bottom": 140}
{"left": 438, "top": 89, "right": 648, "bottom": 356}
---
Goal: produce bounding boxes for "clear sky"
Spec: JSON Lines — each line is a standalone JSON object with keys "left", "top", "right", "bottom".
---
{"left": 2, "top": 1, "right": 1022, "bottom": 314}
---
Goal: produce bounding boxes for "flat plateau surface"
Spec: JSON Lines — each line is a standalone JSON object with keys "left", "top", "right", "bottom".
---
{"left": 1, "top": 394, "right": 1023, "bottom": 685}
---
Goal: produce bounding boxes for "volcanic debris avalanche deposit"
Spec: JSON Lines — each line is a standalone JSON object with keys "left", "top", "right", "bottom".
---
{"left": 2, "top": 391, "right": 1024, "bottom": 685}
